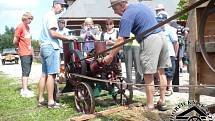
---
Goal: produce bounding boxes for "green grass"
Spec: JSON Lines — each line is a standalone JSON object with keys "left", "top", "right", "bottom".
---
{"left": 0, "top": 73, "right": 80, "bottom": 121}
{"left": 0, "top": 73, "right": 137, "bottom": 121}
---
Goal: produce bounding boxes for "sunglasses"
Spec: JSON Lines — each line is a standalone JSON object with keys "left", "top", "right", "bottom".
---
{"left": 28, "top": 18, "right": 33, "bottom": 20}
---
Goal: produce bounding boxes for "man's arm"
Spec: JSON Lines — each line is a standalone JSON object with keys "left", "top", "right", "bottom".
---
{"left": 103, "top": 36, "right": 125, "bottom": 64}
{"left": 173, "top": 41, "right": 179, "bottom": 57}
{"left": 13, "top": 36, "right": 19, "bottom": 47}
{"left": 49, "top": 28, "right": 76, "bottom": 41}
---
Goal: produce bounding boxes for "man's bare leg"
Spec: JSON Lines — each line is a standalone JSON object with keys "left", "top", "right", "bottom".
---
{"left": 38, "top": 74, "right": 47, "bottom": 102}
{"left": 157, "top": 68, "right": 167, "bottom": 104}
{"left": 47, "top": 74, "right": 56, "bottom": 104}
{"left": 144, "top": 74, "right": 154, "bottom": 108}
{"left": 22, "top": 76, "right": 28, "bottom": 90}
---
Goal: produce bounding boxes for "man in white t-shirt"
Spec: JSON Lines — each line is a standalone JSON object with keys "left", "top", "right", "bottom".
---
{"left": 38, "top": 0, "right": 75, "bottom": 109}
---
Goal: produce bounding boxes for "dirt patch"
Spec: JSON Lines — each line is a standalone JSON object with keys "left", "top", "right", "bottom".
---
{"left": 108, "top": 104, "right": 171, "bottom": 121}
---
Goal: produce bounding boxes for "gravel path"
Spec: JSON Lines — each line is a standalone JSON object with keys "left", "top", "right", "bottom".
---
{"left": 0, "top": 62, "right": 41, "bottom": 84}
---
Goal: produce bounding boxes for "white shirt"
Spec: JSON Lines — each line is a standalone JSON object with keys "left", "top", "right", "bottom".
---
{"left": 39, "top": 10, "right": 59, "bottom": 49}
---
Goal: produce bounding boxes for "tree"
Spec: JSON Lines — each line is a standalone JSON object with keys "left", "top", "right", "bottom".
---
{"left": 0, "top": 26, "right": 15, "bottom": 51}
{"left": 31, "top": 40, "right": 40, "bottom": 51}
{"left": 176, "top": 0, "right": 189, "bottom": 20}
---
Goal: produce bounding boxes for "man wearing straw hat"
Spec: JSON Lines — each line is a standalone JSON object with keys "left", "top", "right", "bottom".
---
{"left": 103, "top": 0, "right": 171, "bottom": 111}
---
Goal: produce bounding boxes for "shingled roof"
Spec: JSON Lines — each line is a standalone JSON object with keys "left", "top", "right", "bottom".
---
{"left": 61, "top": 0, "right": 179, "bottom": 19}
{"left": 61, "top": 0, "right": 120, "bottom": 19}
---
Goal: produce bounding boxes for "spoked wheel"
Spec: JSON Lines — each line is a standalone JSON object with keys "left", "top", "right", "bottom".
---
{"left": 113, "top": 77, "right": 133, "bottom": 105}
{"left": 74, "top": 82, "right": 95, "bottom": 114}
{"left": 199, "top": 0, "right": 215, "bottom": 72}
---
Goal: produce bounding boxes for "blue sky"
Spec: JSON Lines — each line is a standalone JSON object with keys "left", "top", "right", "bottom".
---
{"left": 0, "top": 0, "right": 65, "bottom": 40}
{"left": 0, "top": 0, "right": 180, "bottom": 40}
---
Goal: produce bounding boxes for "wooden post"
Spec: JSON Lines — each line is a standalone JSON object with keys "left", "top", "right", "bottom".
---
{"left": 187, "top": 0, "right": 199, "bottom": 101}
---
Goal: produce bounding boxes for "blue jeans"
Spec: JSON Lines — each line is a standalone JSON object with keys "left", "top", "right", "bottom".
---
{"left": 40, "top": 45, "right": 60, "bottom": 74}
{"left": 165, "top": 56, "right": 176, "bottom": 81}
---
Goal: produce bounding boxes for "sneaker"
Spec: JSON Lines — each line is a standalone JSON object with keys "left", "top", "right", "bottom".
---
{"left": 20, "top": 89, "right": 35, "bottom": 98}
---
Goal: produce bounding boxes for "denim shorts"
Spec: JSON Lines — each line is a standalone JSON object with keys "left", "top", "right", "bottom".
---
{"left": 20, "top": 55, "right": 33, "bottom": 77}
{"left": 40, "top": 44, "right": 60, "bottom": 74}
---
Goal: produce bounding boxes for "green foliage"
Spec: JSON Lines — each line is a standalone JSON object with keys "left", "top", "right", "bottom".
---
{"left": 31, "top": 40, "right": 40, "bottom": 51}
{"left": 0, "top": 26, "right": 15, "bottom": 51}
{"left": 176, "top": 0, "right": 189, "bottom": 20}
{"left": 0, "top": 26, "right": 40, "bottom": 53}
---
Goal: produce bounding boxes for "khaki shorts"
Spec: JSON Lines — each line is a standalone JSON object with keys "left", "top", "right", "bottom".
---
{"left": 140, "top": 32, "right": 171, "bottom": 74}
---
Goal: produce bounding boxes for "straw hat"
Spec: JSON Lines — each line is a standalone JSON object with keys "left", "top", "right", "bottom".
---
{"left": 108, "top": 0, "right": 128, "bottom": 8}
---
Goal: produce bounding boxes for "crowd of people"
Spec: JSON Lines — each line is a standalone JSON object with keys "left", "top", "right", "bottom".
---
{"left": 13, "top": 0, "right": 189, "bottom": 110}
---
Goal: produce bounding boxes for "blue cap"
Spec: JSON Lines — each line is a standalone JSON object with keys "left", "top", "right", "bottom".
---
{"left": 53, "top": 0, "right": 66, "bottom": 5}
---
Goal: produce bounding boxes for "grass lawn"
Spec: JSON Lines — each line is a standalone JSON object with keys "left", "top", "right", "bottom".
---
{"left": 0, "top": 73, "right": 82, "bottom": 121}
{"left": 0, "top": 73, "right": 144, "bottom": 121}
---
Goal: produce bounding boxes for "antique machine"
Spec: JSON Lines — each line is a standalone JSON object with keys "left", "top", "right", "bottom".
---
{"left": 59, "top": 40, "right": 133, "bottom": 114}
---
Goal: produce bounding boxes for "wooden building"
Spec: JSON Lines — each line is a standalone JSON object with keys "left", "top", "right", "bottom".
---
{"left": 187, "top": 0, "right": 215, "bottom": 112}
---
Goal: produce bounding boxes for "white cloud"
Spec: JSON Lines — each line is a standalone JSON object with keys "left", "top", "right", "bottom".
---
{"left": 0, "top": 0, "right": 40, "bottom": 35}
{"left": 0, "top": 0, "right": 39, "bottom": 17}
{"left": 0, "top": 0, "right": 39, "bottom": 10}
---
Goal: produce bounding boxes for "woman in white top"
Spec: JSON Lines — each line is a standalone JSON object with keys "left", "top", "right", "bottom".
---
{"left": 101, "top": 18, "right": 119, "bottom": 49}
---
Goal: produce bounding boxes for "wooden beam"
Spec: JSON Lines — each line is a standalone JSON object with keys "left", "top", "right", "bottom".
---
{"left": 195, "top": 87, "right": 215, "bottom": 96}
{"left": 70, "top": 106, "right": 128, "bottom": 121}
{"left": 187, "top": 0, "right": 199, "bottom": 101}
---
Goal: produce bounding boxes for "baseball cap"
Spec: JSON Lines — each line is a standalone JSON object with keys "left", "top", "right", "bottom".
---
{"left": 108, "top": 0, "right": 128, "bottom": 8}
{"left": 53, "top": 0, "right": 66, "bottom": 5}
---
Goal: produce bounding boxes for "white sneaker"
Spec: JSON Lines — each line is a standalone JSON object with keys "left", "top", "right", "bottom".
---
{"left": 20, "top": 89, "right": 35, "bottom": 98}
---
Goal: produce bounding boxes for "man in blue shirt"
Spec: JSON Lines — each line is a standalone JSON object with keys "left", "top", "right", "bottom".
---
{"left": 103, "top": 0, "right": 171, "bottom": 111}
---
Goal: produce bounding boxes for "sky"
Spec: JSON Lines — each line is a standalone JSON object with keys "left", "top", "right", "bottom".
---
{"left": 0, "top": 0, "right": 65, "bottom": 40}
{"left": 0, "top": 0, "right": 180, "bottom": 40}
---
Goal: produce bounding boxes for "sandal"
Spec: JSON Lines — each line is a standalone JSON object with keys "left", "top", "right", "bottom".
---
{"left": 156, "top": 101, "right": 168, "bottom": 111}
{"left": 48, "top": 102, "right": 61, "bottom": 109}
{"left": 165, "top": 89, "right": 173, "bottom": 96}
{"left": 38, "top": 101, "right": 47, "bottom": 107}
{"left": 143, "top": 106, "right": 155, "bottom": 112}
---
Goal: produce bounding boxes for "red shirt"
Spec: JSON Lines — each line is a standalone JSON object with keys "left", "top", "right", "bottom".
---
{"left": 15, "top": 23, "right": 33, "bottom": 56}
